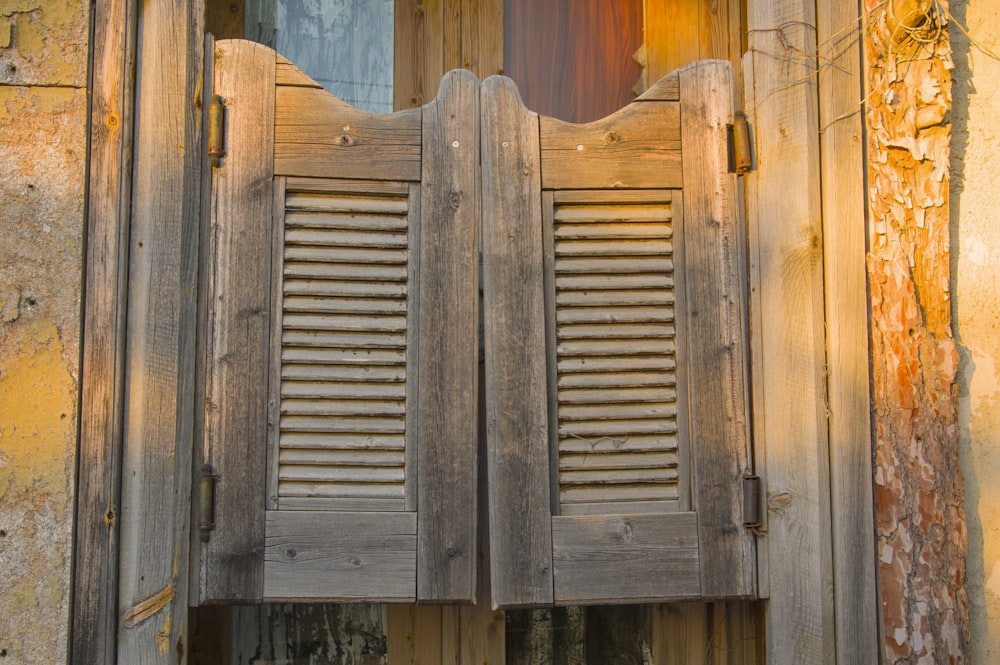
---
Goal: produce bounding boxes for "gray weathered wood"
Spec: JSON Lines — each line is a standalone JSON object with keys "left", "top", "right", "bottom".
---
{"left": 745, "top": 1, "right": 835, "bottom": 659}
{"left": 482, "top": 74, "right": 555, "bottom": 609}
{"left": 73, "top": 0, "right": 136, "bottom": 662}
{"left": 274, "top": 85, "right": 421, "bottom": 181}
{"left": 539, "top": 102, "right": 682, "bottom": 190}
{"left": 552, "top": 513, "right": 701, "bottom": 603}
{"left": 817, "top": 1, "right": 880, "bottom": 662}
{"left": 678, "top": 60, "right": 755, "bottom": 598}
{"left": 264, "top": 511, "right": 416, "bottom": 601}
{"left": 117, "top": 2, "right": 202, "bottom": 661}
{"left": 200, "top": 38, "right": 275, "bottom": 603}
{"left": 416, "top": 69, "right": 481, "bottom": 602}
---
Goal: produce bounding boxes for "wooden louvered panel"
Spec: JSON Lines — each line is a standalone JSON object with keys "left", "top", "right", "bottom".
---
{"left": 278, "top": 184, "right": 410, "bottom": 512}
{"left": 552, "top": 196, "right": 683, "bottom": 515}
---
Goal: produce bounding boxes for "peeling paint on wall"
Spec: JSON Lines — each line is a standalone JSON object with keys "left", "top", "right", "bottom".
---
{"left": 865, "top": 0, "right": 971, "bottom": 662}
{"left": 0, "top": 0, "right": 87, "bottom": 662}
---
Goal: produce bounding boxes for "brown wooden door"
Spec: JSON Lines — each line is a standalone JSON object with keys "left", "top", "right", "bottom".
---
{"left": 481, "top": 64, "right": 756, "bottom": 608}
{"left": 199, "top": 39, "right": 754, "bottom": 607}
{"left": 199, "top": 40, "right": 479, "bottom": 603}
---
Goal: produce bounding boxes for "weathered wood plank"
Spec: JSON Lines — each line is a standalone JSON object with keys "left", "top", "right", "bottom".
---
{"left": 73, "top": 0, "right": 136, "bottom": 661}
{"left": 116, "top": 3, "right": 202, "bottom": 662}
{"left": 199, "top": 38, "right": 275, "bottom": 603}
{"left": 416, "top": 69, "right": 480, "bottom": 602}
{"left": 264, "top": 511, "right": 416, "bottom": 601}
{"left": 745, "top": 1, "right": 835, "bottom": 659}
{"left": 678, "top": 60, "right": 755, "bottom": 599}
{"left": 817, "top": 1, "right": 880, "bottom": 662}
{"left": 274, "top": 85, "right": 421, "bottom": 180}
{"left": 539, "top": 101, "right": 682, "bottom": 190}
{"left": 482, "top": 74, "right": 554, "bottom": 608}
{"left": 552, "top": 513, "right": 700, "bottom": 603}
{"left": 393, "top": 0, "right": 446, "bottom": 110}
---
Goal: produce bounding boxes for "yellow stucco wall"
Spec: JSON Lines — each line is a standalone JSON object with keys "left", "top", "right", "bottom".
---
{"left": 0, "top": 1, "right": 88, "bottom": 662}
{"left": 953, "top": 0, "right": 1000, "bottom": 661}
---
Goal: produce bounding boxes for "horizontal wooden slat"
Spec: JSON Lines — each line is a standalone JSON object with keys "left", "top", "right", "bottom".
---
{"left": 556, "top": 290, "right": 673, "bottom": 308}
{"left": 280, "top": 416, "right": 406, "bottom": 433}
{"left": 554, "top": 206, "right": 675, "bottom": 224}
{"left": 551, "top": 513, "right": 699, "bottom": 603}
{"left": 279, "top": 448, "right": 405, "bottom": 466}
{"left": 284, "top": 246, "right": 408, "bottom": 264}
{"left": 559, "top": 402, "right": 677, "bottom": 421}
{"left": 558, "top": 434, "right": 678, "bottom": 454}
{"left": 264, "top": 511, "right": 416, "bottom": 601}
{"left": 279, "top": 432, "right": 405, "bottom": 450}
{"left": 555, "top": 257, "right": 674, "bottom": 274}
{"left": 279, "top": 465, "right": 405, "bottom": 483}
{"left": 559, "top": 387, "right": 678, "bottom": 404}
{"left": 557, "top": 371, "right": 675, "bottom": 389}
{"left": 559, "top": 467, "right": 679, "bottom": 485}
{"left": 281, "top": 381, "right": 406, "bottom": 399}
{"left": 557, "top": 305, "right": 673, "bottom": 324}
{"left": 558, "top": 450, "right": 678, "bottom": 470}
{"left": 285, "top": 228, "right": 408, "bottom": 248}
{"left": 281, "top": 399, "right": 405, "bottom": 417}
{"left": 285, "top": 177, "right": 409, "bottom": 196}
{"left": 282, "top": 331, "right": 407, "bottom": 349}
{"left": 283, "top": 296, "right": 406, "bottom": 315}
{"left": 555, "top": 223, "right": 672, "bottom": 239}
{"left": 284, "top": 211, "right": 410, "bottom": 231}
{"left": 559, "top": 419, "right": 677, "bottom": 437}
{"left": 557, "top": 339, "right": 675, "bottom": 356}
{"left": 278, "top": 481, "right": 406, "bottom": 498}
{"left": 285, "top": 193, "right": 409, "bottom": 213}
{"left": 556, "top": 274, "right": 673, "bottom": 290}
{"left": 280, "top": 497, "right": 406, "bottom": 512}
{"left": 556, "top": 240, "right": 673, "bottom": 257}
{"left": 282, "top": 347, "right": 406, "bottom": 364}
{"left": 559, "top": 484, "right": 681, "bottom": 504}
{"left": 559, "top": 499, "right": 679, "bottom": 516}
{"left": 282, "top": 363, "right": 405, "bottom": 382}
{"left": 553, "top": 190, "right": 674, "bottom": 204}
{"left": 283, "top": 278, "right": 407, "bottom": 298}
{"left": 556, "top": 324, "right": 676, "bottom": 339}
{"left": 283, "top": 313, "right": 406, "bottom": 331}
{"left": 557, "top": 356, "right": 676, "bottom": 374}
{"left": 283, "top": 261, "right": 408, "bottom": 281}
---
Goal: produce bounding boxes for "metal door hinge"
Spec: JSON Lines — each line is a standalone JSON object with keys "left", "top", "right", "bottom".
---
{"left": 742, "top": 473, "right": 761, "bottom": 528}
{"left": 207, "top": 94, "right": 226, "bottom": 167}
{"left": 198, "top": 464, "right": 220, "bottom": 542}
{"left": 728, "top": 112, "right": 753, "bottom": 175}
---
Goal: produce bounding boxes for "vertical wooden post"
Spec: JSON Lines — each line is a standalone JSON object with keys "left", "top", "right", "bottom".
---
{"left": 817, "top": 1, "right": 880, "bottom": 662}
{"left": 73, "top": 0, "right": 137, "bottom": 662}
{"left": 116, "top": 1, "right": 203, "bottom": 661}
{"left": 744, "top": 1, "right": 835, "bottom": 662}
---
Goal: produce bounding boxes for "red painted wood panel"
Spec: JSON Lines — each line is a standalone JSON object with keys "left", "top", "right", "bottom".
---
{"left": 504, "top": 0, "right": 642, "bottom": 123}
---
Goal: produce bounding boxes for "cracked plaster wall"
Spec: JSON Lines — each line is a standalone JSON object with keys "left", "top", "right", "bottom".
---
{"left": 951, "top": 0, "right": 1000, "bottom": 662}
{"left": 0, "top": 1, "right": 89, "bottom": 663}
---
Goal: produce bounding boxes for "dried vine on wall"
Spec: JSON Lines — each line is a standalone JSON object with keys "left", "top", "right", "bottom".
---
{"left": 865, "top": 0, "right": 970, "bottom": 662}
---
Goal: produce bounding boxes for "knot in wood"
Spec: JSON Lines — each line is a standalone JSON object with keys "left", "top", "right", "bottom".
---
{"left": 604, "top": 131, "right": 622, "bottom": 145}
{"left": 285, "top": 548, "right": 297, "bottom": 559}
{"left": 449, "top": 189, "right": 464, "bottom": 209}
{"left": 446, "top": 546, "right": 459, "bottom": 558}
{"left": 335, "top": 134, "right": 355, "bottom": 146}
{"left": 619, "top": 520, "right": 634, "bottom": 542}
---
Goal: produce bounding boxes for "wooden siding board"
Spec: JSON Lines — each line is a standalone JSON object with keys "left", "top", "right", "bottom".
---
{"left": 678, "top": 61, "right": 755, "bottom": 599}
{"left": 745, "top": 1, "right": 835, "bottom": 660}
{"left": 263, "top": 511, "right": 416, "bottom": 601}
{"left": 416, "top": 69, "right": 480, "bottom": 602}
{"left": 117, "top": 2, "right": 203, "bottom": 661}
{"left": 482, "top": 74, "right": 554, "bottom": 609}
{"left": 817, "top": 1, "right": 880, "bottom": 662}
{"left": 200, "top": 39, "right": 276, "bottom": 603}
{"left": 552, "top": 513, "right": 701, "bottom": 604}
{"left": 73, "top": 0, "right": 136, "bottom": 661}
